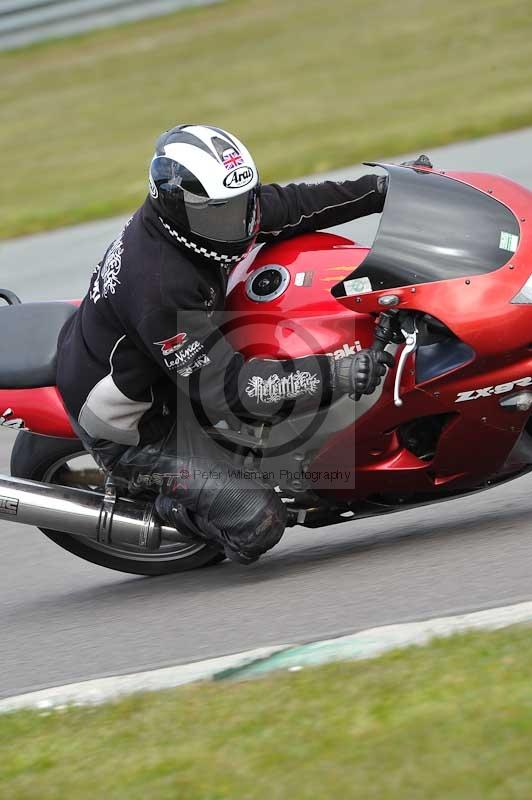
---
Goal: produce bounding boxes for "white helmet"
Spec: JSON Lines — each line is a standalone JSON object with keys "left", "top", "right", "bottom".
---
{"left": 149, "top": 124, "right": 261, "bottom": 265}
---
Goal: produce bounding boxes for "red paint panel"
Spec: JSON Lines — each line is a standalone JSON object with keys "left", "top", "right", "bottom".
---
{"left": 0, "top": 387, "right": 75, "bottom": 438}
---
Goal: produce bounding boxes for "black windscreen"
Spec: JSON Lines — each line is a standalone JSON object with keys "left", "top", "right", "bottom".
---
{"left": 333, "top": 164, "right": 520, "bottom": 296}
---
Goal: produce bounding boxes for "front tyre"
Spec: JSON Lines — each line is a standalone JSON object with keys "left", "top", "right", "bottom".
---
{"left": 10, "top": 431, "right": 225, "bottom": 575}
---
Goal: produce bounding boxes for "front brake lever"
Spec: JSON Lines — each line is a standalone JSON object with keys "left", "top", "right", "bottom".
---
{"left": 394, "top": 316, "right": 418, "bottom": 407}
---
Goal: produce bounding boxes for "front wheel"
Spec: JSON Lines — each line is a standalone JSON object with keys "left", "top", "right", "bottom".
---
{"left": 10, "top": 431, "right": 225, "bottom": 575}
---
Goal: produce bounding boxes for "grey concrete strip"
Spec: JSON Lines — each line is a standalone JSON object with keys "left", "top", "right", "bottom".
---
{"left": 220, "top": 601, "right": 532, "bottom": 680}
{"left": 0, "top": 644, "right": 290, "bottom": 713}
{"left": 3, "top": 600, "right": 532, "bottom": 712}
{"left": 2, "top": 126, "right": 531, "bottom": 302}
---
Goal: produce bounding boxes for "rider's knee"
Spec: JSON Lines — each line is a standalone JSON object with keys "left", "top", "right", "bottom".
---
{"left": 208, "top": 479, "right": 287, "bottom": 558}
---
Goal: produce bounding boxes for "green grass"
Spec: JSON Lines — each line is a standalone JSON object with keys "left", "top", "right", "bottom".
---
{"left": 3, "top": 626, "right": 532, "bottom": 799}
{"left": 1, "top": 0, "right": 532, "bottom": 240}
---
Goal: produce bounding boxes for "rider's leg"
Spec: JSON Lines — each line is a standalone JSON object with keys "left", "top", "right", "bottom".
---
{"left": 89, "top": 413, "right": 286, "bottom": 564}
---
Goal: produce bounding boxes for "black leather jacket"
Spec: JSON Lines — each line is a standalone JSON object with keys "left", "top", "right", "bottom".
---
{"left": 57, "top": 176, "right": 384, "bottom": 447}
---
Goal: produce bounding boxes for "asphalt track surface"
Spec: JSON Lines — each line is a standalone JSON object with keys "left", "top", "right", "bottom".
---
{"left": 2, "top": 128, "right": 532, "bottom": 699}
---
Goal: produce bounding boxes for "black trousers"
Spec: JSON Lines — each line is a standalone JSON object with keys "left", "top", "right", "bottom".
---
{"left": 76, "top": 411, "right": 286, "bottom": 564}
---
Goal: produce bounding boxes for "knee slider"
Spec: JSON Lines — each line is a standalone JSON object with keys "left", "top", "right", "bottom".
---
{"left": 208, "top": 478, "right": 286, "bottom": 555}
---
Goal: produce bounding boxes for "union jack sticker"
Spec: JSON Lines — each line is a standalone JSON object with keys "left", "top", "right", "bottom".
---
{"left": 222, "top": 148, "right": 244, "bottom": 171}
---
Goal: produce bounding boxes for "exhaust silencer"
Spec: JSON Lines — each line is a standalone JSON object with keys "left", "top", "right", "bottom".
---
{"left": 0, "top": 474, "right": 181, "bottom": 551}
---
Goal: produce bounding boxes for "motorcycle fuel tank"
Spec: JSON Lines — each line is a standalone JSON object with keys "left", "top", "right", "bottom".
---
{"left": 225, "top": 232, "right": 374, "bottom": 361}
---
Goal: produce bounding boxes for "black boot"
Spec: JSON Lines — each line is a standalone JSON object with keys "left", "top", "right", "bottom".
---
{"left": 155, "top": 496, "right": 260, "bottom": 564}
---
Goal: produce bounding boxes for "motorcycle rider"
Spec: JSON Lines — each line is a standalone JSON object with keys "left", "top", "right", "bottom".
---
{"left": 57, "top": 124, "right": 421, "bottom": 565}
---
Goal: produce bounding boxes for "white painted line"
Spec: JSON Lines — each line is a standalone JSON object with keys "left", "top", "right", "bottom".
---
{"left": 3, "top": 600, "right": 532, "bottom": 713}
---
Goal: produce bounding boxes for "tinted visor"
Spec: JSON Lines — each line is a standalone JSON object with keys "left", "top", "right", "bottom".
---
{"left": 184, "top": 189, "right": 260, "bottom": 243}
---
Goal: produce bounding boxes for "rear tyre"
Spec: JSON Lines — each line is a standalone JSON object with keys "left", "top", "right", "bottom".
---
{"left": 10, "top": 431, "right": 225, "bottom": 575}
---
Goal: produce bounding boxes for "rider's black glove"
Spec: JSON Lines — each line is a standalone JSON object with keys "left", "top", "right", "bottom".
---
{"left": 376, "top": 175, "right": 388, "bottom": 197}
{"left": 335, "top": 349, "right": 394, "bottom": 398}
{"left": 401, "top": 154, "right": 433, "bottom": 169}
{"left": 376, "top": 155, "right": 433, "bottom": 201}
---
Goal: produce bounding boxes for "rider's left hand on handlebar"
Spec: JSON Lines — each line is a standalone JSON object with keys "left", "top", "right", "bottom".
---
{"left": 400, "top": 154, "right": 433, "bottom": 169}
{"left": 376, "top": 155, "right": 433, "bottom": 200}
{"left": 335, "top": 349, "right": 394, "bottom": 398}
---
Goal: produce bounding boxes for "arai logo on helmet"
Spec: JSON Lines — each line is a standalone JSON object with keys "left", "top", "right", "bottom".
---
{"left": 149, "top": 172, "right": 158, "bottom": 199}
{"left": 223, "top": 166, "right": 254, "bottom": 189}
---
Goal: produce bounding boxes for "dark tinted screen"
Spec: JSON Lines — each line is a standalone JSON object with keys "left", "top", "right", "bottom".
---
{"left": 333, "top": 165, "right": 520, "bottom": 296}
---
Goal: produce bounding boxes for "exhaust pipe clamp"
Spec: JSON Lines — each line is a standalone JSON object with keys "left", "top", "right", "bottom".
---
{"left": 98, "top": 480, "right": 117, "bottom": 545}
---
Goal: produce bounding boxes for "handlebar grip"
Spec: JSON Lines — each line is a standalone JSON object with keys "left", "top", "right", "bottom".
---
{"left": 371, "top": 337, "right": 387, "bottom": 352}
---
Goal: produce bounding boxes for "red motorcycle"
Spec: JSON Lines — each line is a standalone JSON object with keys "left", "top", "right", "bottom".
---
{"left": 2, "top": 162, "right": 532, "bottom": 574}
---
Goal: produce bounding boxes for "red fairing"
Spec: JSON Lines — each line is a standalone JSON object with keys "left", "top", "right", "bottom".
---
{"left": 314, "top": 169, "right": 532, "bottom": 500}
{"left": 0, "top": 387, "right": 75, "bottom": 438}
{"left": 226, "top": 232, "right": 376, "bottom": 359}
{"left": 225, "top": 169, "right": 532, "bottom": 502}
{"left": 0, "top": 299, "right": 80, "bottom": 438}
